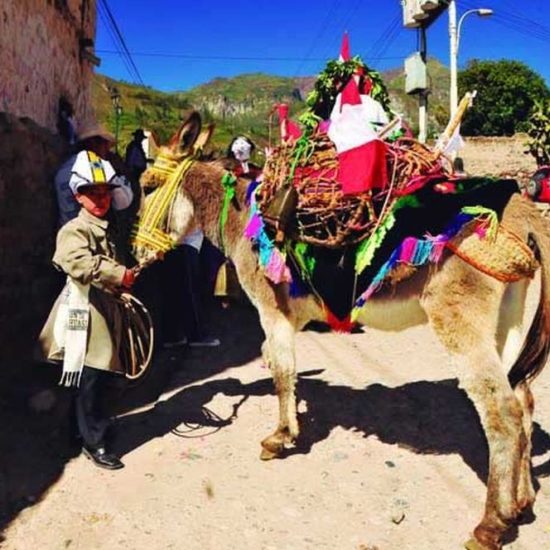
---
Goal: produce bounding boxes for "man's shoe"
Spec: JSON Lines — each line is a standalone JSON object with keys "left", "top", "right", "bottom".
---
{"left": 189, "top": 337, "right": 220, "bottom": 348}
{"left": 82, "top": 446, "right": 124, "bottom": 470}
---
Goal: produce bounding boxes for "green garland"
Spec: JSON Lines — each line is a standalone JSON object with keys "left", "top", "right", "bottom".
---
{"left": 220, "top": 171, "right": 237, "bottom": 252}
{"left": 299, "top": 56, "right": 393, "bottom": 129}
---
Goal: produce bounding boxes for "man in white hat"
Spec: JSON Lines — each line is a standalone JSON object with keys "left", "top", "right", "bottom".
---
{"left": 54, "top": 121, "right": 134, "bottom": 227}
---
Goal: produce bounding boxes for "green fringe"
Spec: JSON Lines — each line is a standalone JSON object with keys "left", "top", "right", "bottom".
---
{"left": 292, "top": 242, "right": 316, "bottom": 277}
{"left": 355, "top": 194, "right": 422, "bottom": 275}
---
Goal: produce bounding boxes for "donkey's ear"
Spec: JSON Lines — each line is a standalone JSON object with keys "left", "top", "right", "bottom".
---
{"left": 193, "top": 123, "right": 215, "bottom": 155}
{"left": 172, "top": 111, "right": 202, "bottom": 153}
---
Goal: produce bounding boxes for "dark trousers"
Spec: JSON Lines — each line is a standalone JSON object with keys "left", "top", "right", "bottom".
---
{"left": 75, "top": 366, "right": 110, "bottom": 449}
{"left": 161, "top": 245, "right": 203, "bottom": 342}
{"left": 134, "top": 244, "right": 213, "bottom": 345}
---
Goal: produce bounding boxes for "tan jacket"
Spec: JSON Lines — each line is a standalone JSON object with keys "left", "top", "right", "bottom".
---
{"left": 38, "top": 209, "right": 127, "bottom": 373}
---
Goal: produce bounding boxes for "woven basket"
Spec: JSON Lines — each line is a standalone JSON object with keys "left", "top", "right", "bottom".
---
{"left": 448, "top": 223, "right": 539, "bottom": 282}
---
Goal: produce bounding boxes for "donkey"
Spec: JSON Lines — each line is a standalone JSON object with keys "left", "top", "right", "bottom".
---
{"left": 134, "top": 116, "right": 550, "bottom": 550}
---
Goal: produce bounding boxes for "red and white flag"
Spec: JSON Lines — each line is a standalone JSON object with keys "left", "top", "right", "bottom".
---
{"left": 339, "top": 32, "right": 351, "bottom": 62}
{"left": 274, "top": 103, "right": 301, "bottom": 142}
{"left": 328, "top": 77, "right": 388, "bottom": 194}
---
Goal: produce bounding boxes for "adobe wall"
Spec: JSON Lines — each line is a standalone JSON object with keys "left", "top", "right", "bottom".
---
{"left": 0, "top": 0, "right": 97, "bottom": 131}
{"left": 0, "top": 114, "right": 66, "bottom": 363}
{"left": 0, "top": 1, "right": 97, "bottom": 364}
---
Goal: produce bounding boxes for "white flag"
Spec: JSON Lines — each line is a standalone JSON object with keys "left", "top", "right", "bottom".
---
{"left": 439, "top": 125, "right": 465, "bottom": 156}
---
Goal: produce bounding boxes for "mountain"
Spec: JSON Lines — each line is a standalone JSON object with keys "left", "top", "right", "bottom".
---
{"left": 92, "top": 58, "right": 451, "bottom": 153}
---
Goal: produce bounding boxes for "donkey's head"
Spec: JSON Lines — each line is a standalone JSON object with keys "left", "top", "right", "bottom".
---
{"left": 133, "top": 111, "right": 213, "bottom": 266}
{"left": 140, "top": 111, "right": 203, "bottom": 191}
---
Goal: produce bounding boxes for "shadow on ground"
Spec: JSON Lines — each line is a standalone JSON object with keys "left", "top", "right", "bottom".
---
{"left": 111, "top": 369, "right": 550, "bottom": 549}
{"left": 0, "top": 301, "right": 263, "bottom": 534}
{"left": 113, "top": 371, "right": 550, "bottom": 483}
{"left": 3, "top": 314, "right": 550, "bottom": 542}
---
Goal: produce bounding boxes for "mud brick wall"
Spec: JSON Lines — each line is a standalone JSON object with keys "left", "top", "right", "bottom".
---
{"left": 0, "top": 113, "right": 67, "bottom": 363}
{"left": 0, "top": 0, "right": 96, "bottom": 131}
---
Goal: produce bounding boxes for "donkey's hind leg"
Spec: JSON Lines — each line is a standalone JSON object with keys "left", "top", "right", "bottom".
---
{"left": 258, "top": 310, "right": 299, "bottom": 460}
{"left": 423, "top": 266, "right": 526, "bottom": 550}
{"left": 459, "top": 348, "right": 527, "bottom": 550}
{"left": 513, "top": 382, "right": 536, "bottom": 512}
{"left": 498, "top": 280, "right": 536, "bottom": 513}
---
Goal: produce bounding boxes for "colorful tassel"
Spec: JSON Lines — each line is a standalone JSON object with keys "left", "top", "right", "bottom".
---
{"left": 462, "top": 206, "right": 498, "bottom": 241}
{"left": 244, "top": 211, "right": 263, "bottom": 240}
{"left": 351, "top": 208, "right": 491, "bottom": 320}
{"left": 244, "top": 191, "right": 293, "bottom": 285}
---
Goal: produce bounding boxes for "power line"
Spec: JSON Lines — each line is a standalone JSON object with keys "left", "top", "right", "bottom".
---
{"left": 95, "top": 49, "right": 408, "bottom": 62}
{"left": 98, "top": 0, "right": 145, "bottom": 86}
{"left": 97, "top": 2, "right": 141, "bottom": 84}
{"left": 366, "top": 14, "right": 402, "bottom": 62}
{"left": 319, "top": 0, "right": 366, "bottom": 62}
{"left": 96, "top": 4, "right": 136, "bottom": 82}
{"left": 460, "top": 1, "right": 550, "bottom": 45}
{"left": 294, "top": 0, "right": 340, "bottom": 76}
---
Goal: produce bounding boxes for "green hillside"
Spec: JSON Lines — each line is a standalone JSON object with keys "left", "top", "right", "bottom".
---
{"left": 92, "top": 58, "right": 451, "bottom": 154}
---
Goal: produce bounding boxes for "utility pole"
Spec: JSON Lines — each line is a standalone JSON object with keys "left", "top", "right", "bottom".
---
{"left": 449, "top": 1, "right": 493, "bottom": 118}
{"left": 449, "top": 0, "right": 458, "bottom": 118}
{"left": 418, "top": 26, "right": 428, "bottom": 143}
{"left": 402, "top": 0, "right": 451, "bottom": 143}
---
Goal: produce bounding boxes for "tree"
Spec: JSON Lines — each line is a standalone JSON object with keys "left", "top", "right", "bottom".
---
{"left": 525, "top": 98, "right": 550, "bottom": 166}
{"left": 458, "top": 59, "right": 549, "bottom": 136}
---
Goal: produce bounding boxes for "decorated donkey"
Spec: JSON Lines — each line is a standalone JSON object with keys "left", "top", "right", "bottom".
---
{"left": 132, "top": 112, "right": 550, "bottom": 550}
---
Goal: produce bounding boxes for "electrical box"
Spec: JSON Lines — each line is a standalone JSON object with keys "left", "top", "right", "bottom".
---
{"left": 420, "top": 0, "right": 439, "bottom": 11}
{"left": 401, "top": 0, "right": 449, "bottom": 28}
{"left": 405, "top": 52, "right": 427, "bottom": 94}
{"left": 402, "top": 0, "right": 421, "bottom": 28}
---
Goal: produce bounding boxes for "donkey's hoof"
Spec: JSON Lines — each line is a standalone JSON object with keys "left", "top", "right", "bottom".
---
{"left": 260, "top": 447, "right": 279, "bottom": 460}
{"left": 516, "top": 503, "right": 536, "bottom": 525}
{"left": 466, "top": 527, "right": 503, "bottom": 550}
{"left": 260, "top": 436, "right": 284, "bottom": 460}
{"left": 464, "top": 537, "right": 498, "bottom": 550}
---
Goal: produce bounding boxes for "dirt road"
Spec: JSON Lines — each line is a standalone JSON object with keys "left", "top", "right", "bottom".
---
{"left": 3, "top": 300, "right": 550, "bottom": 550}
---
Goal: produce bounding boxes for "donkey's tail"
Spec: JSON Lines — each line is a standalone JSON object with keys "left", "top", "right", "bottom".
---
{"left": 508, "top": 210, "right": 550, "bottom": 388}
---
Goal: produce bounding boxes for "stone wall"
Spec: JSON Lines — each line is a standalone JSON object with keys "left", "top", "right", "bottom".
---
{"left": 0, "top": 113, "right": 67, "bottom": 363}
{"left": 0, "top": 0, "right": 97, "bottom": 131}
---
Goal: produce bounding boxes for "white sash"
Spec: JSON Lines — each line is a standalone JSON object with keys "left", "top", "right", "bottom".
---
{"left": 54, "top": 278, "right": 90, "bottom": 387}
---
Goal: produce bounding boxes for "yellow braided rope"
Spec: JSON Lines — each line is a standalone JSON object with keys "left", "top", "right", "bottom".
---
{"left": 132, "top": 156, "right": 195, "bottom": 253}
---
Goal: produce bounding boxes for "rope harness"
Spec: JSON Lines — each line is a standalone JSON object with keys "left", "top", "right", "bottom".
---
{"left": 131, "top": 153, "right": 195, "bottom": 255}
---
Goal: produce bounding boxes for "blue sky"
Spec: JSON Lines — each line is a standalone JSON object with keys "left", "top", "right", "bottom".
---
{"left": 96, "top": 0, "right": 550, "bottom": 91}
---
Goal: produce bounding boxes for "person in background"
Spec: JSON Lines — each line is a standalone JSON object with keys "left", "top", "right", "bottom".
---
{"left": 56, "top": 96, "right": 77, "bottom": 145}
{"left": 124, "top": 128, "right": 148, "bottom": 184}
{"left": 453, "top": 156, "right": 469, "bottom": 178}
{"left": 39, "top": 171, "right": 137, "bottom": 470}
{"left": 208, "top": 136, "right": 262, "bottom": 308}
{"left": 160, "top": 227, "right": 221, "bottom": 349}
{"left": 225, "top": 135, "right": 262, "bottom": 180}
{"left": 53, "top": 122, "right": 133, "bottom": 228}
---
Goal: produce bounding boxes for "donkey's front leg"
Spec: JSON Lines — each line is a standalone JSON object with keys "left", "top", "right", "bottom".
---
{"left": 259, "top": 314, "right": 299, "bottom": 460}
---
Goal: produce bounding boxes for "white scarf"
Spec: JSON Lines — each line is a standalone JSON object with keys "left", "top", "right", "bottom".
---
{"left": 53, "top": 278, "right": 90, "bottom": 387}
